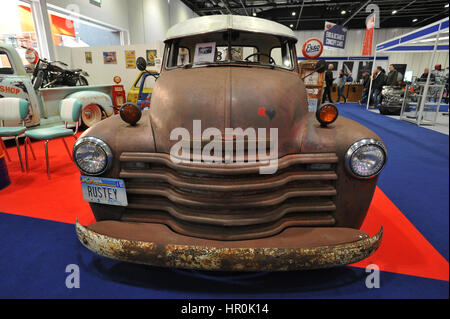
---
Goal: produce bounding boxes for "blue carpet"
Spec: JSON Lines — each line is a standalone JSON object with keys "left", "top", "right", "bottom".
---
{"left": 338, "top": 103, "right": 449, "bottom": 260}
{"left": 0, "top": 213, "right": 447, "bottom": 299}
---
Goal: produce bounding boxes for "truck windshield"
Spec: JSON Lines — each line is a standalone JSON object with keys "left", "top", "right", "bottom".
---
{"left": 165, "top": 30, "right": 294, "bottom": 70}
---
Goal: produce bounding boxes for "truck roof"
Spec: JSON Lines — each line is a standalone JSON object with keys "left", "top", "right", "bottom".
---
{"left": 165, "top": 14, "right": 297, "bottom": 42}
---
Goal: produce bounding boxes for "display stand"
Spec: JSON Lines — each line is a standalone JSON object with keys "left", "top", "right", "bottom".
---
{"left": 400, "top": 83, "right": 445, "bottom": 126}
{"left": 367, "top": 17, "right": 449, "bottom": 126}
{"left": 299, "top": 60, "right": 325, "bottom": 112}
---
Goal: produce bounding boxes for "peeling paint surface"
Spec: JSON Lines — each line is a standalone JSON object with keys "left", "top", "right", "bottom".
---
{"left": 76, "top": 220, "right": 382, "bottom": 271}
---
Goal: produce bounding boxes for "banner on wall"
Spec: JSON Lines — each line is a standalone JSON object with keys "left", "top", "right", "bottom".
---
{"left": 125, "top": 50, "right": 136, "bottom": 69}
{"left": 323, "top": 21, "right": 347, "bottom": 50}
{"left": 362, "top": 14, "right": 376, "bottom": 56}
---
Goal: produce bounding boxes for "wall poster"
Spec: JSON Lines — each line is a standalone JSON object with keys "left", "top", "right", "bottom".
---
{"left": 85, "top": 51, "right": 92, "bottom": 64}
{"left": 103, "top": 51, "right": 117, "bottom": 64}
{"left": 146, "top": 49, "right": 157, "bottom": 66}
{"left": 125, "top": 50, "right": 136, "bottom": 69}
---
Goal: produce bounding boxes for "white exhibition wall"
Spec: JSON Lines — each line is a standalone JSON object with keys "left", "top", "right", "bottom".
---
{"left": 55, "top": 42, "right": 164, "bottom": 91}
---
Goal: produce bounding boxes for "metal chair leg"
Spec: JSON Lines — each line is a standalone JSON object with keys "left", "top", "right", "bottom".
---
{"left": 0, "top": 138, "right": 11, "bottom": 162}
{"left": 45, "top": 140, "right": 50, "bottom": 179}
{"left": 15, "top": 136, "right": 24, "bottom": 172}
{"left": 61, "top": 138, "right": 72, "bottom": 160}
{"left": 27, "top": 137, "right": 36, "bottom": 160}
{"left": 24, "top": 136, "right": 29, "bottom": 172}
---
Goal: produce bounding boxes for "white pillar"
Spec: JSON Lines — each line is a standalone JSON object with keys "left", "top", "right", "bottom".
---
{"left": 30, "top": 0, "right": 55, "bottom": 60}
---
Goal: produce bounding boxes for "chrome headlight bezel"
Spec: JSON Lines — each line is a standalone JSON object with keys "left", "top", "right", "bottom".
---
{"left": 72, "top": 136, "right": 113, "bottom": 176}
{"left": 345, "top": 138, "right": 387, "bottom": 179}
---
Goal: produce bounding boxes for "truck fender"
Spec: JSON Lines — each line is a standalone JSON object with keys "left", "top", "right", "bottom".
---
{"left": 63, "top": 90, "right": 114, "bottom": 117}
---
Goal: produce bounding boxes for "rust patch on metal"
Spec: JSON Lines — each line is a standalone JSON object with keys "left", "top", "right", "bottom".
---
{"left": 76, "top": 219, "right": 382, "bottom": 271}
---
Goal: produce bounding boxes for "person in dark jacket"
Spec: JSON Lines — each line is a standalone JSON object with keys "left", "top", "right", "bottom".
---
{"left": 359, "top": 71, "right": 370, "bottom": 105}
{"left": 386, "top": 64, "right": 399, "bottom": 87}
{"left": 419, "top": 68, "right": 436, "bottom": 82}
{"left": 322, "top": 64, "right": 335, "bottom": 103}
{"left": 372, "top": 66, "right": 386, "bottom": 108}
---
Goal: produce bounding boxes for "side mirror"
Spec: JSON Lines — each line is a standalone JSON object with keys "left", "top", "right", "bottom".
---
{"left": 315, "top": 60, "right": 327, "bottom": 73}
{"left": 136, "top": 57, "right": 147, "bottom": 71}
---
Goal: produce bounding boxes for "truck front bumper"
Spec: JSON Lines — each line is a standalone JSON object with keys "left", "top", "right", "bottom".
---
{"left": 76, "top": 219, "right": 382, "bottom": 271}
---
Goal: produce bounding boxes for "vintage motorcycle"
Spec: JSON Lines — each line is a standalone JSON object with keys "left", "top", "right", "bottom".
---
{"left": 31, "top": 57, "right": 89, "bottom": 90}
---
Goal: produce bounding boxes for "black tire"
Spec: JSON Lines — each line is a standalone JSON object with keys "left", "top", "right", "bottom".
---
{"left": 77, "top": 76, "right": 89, "bottom": 86}
{"left": 33, "top": 70, "right": 44, "bottom": 90}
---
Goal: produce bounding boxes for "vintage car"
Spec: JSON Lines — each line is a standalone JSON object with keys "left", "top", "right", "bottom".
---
{"left": 74, "top": 15, "right": 386, "bottom": 271}
{"left": 126, "top": 70, "right": 159, "bottom": 108}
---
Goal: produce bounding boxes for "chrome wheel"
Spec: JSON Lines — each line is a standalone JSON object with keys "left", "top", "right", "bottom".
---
{"left": 81, "top": 104, "right": 102, "bottom": 128}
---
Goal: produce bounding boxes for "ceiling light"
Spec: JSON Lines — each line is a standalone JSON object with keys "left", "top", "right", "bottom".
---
{"left": 412, "top": 18, "right": 418, "bottom": 22}
{"left": 445, "top": 4, "right": 449, "bottom": 8}
{"left": 341, "top": 10, "right": 346, "bottom": 15}
{"left": 252, "top": 12, "right": 256, "bottom": 16}
{"left": 290, "top": 24, "right": 294, "bottom": 28}
{"left": 292, "top": 11, "right": 296, "bottom": 16}
{"left": 392, "top": 10, "right": 398, "bottom": 14}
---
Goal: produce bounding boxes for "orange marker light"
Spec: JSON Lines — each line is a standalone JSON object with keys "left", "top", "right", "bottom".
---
{"left": 316, "top": 104, "right": 338, "bottom": 126}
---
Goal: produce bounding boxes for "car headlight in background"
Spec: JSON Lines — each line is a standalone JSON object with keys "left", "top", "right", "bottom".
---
{"left": 345, "top": 138, "right": 387, "bottom": 179}
{"left": 73, "top": 137, "right": 113, "bottom": 175}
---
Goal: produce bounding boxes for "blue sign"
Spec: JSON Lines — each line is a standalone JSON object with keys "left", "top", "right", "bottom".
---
{"left": 323, "top": 21, "right": 347, "bottom": 50}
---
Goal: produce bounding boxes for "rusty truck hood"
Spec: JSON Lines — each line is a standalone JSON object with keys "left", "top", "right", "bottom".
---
{"left": 149, "top": 66, "right": 309, "bottom": 154}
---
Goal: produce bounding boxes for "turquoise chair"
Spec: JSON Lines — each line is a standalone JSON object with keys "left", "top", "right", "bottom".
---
{"left": 0, "top": 97, "right": 35, "bottom": 172}
{"left": 25, "top": 98, "right": 82, "bottom": 178}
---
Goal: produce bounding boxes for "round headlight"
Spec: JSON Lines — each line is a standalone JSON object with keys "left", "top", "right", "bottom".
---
{"left": 73, "top": 137, "right": 113, "bottom": 175}
{"left": 345, "top": 139, "right": 387, "bottom": 179}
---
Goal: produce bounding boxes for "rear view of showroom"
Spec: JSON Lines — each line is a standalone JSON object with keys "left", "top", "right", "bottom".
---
{"left": 0, "top": 0, "right": 448, "bottom": 300}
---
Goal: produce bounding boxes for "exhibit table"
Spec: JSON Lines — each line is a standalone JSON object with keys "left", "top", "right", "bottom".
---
{"left": 330, "top": 84, "right": 363, "bottom": 102}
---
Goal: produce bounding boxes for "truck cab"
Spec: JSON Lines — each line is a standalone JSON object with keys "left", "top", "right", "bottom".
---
{"left": 74, "top": 15, "right": 386, "bottom": 271}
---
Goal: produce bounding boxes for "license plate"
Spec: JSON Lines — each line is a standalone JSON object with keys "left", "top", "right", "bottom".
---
{"left": 80, "top": 176, "right": 128, "bottom": 206}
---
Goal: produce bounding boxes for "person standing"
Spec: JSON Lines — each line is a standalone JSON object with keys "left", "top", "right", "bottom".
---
{"left": 322, "top": 64, "right": 335, "bottom": 103}
{"left": 386, "top": 64, "right": 399, "bottom": 87}
{"left": 359, "top": 71, "right": 370, "bottom": 105}
{"left": 419, "top": 68, "right": 435, "bottom": 82}
{"left": 371, "top": 66, "right": 386, "bottom": 108}
{"left": 336, "top": 69, "right": 347, "bottom": 103}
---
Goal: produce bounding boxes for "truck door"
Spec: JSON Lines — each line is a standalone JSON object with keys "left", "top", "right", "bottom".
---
{"left": 137, "top": 72, "right": 158, "bottom": 109}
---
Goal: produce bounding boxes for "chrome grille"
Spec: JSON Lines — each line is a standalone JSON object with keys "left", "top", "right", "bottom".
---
{"left": 119, "top": 152, "right": 338, "bottom": 240}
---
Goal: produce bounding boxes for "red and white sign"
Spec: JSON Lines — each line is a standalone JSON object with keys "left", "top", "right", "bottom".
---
{"left": 362, "top": 14, "right": 376, "bottom": 56}
{"left": 302, "top": 38, "right": 323, "bottom": 60}
{"left": 25, "top": 48, "right": 39, "bottom": 64}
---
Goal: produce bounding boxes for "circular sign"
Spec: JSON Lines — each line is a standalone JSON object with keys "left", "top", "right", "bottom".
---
{"left": 25, "top": 48, "right": 39, "bottom": 64}
{"left": 113, "top": 76, "right": 122, "bottom": 84}
{"left": 302, "top": 38, "right": 323, "bottom": 60}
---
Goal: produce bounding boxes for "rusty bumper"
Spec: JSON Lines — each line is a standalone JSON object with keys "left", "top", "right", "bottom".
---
{"left": 76, "top": 219, "right": 382, "bottom": 271}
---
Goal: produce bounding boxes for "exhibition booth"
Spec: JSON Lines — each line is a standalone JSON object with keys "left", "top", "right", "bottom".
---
{"left": 368, "top": 17, "right": 449, "bottom": 126}
{"left": 0, "top": 0, "right": 448, "bottom": 302}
